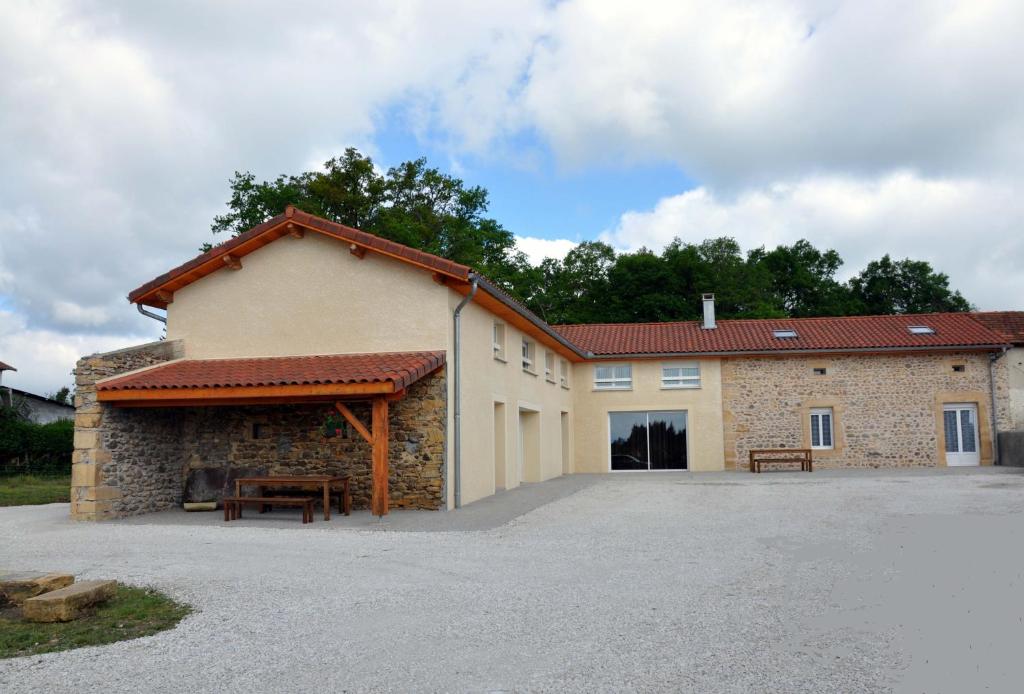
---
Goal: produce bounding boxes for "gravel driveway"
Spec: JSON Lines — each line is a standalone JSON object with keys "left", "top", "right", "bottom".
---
{"left": 3, "top": 468, "right": 1024, "bottom": 693}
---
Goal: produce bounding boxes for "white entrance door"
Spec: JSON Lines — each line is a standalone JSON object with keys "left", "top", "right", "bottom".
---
{"left": 943, "top": 403, "right": 980, "bottom": 466}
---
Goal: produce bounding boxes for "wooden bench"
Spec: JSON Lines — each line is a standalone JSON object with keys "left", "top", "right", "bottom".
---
{"left": 223, "top": 496, "right": 316, "bottom": 524}
{"left": 749, "top": 449, "right": 813, "bottom": 473}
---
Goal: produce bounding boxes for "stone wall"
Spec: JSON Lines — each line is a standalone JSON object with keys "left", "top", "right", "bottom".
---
{"left": 180, "top": 369, "right": 447, "bottom": 510}
{"left": 721, "top": 351, "right": 1009, "bottom": 470}
{"left": 73, "top": 340, "right": 446, "bottom": 519}
{"left": 73, "top": 340, "right": 186, "bottom": 520}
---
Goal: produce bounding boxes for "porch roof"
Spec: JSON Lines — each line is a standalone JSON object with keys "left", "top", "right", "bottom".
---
{"left": 96, "top": 350, "right": 445, "bottom": 406}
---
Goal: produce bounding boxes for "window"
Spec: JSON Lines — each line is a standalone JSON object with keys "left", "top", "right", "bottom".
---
{"left": 251, "top": 423, "right": 265, "bottom": 440}
{"left": 544, "top": 351, "right": 555, "bottom": 382}
{"left": 661, "top": 363, "right": 700, "bottom": 389}
{"left": 559, "top": 359, "right": 570, "bottom": 388}
{"left": 809, "top": 408, "right": 834, "bottom": 449}
{"left": 773, "top": 329, "right": 798, "bottom": 339}
{"left": 609, "top": 411, "right": 688, "bottom": 470}
{"left": 521, "top": 338, "right": 535, "bottom": 372}
{"left": 813, "top": 367, "right": 827, "bottom": 376}
{"left": 952, "top": 364, "right": 965, "bottom": 373}
{"left": 908, "top": 325, "right": 935, "bottom": 335}
{"left": 594, "top": 364, "right": 632, "bottom": 390}
{"left": 492, "top": 322, "right": 506, "bottom": 361}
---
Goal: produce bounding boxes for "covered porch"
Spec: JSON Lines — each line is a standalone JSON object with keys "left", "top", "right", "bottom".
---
{"left": 72, "top": 344, "right": 446, "bottom": 520}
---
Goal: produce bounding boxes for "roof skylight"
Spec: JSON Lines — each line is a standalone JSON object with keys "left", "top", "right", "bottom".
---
{"left": 772, "top": 329, "right": 798, "bottom": 339}
{"left": 908, "top": 325, "right": 935, "bottom": 335}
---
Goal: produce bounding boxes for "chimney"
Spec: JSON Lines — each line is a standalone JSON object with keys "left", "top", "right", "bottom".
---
{"left": 702, "top": 293, "right": 716, "bottom": 329}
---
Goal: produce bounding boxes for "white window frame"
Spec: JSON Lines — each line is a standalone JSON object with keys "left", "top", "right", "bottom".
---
{"left": 594, "top": 364, "right": 632, "bottom": 390}
{"left": 559, "top": 359, "right": 570, "bottom": 389}
{"left": 809, "top": 407, "right": 834, "bottom": 450}
{"left": 492, "top": 322, "right": 506, "bottom": 361}
{"left": 661, "top": 362, "right": 701, "bottom": 389}
{"left": 521, "top": 338, "right": 535, "bottom": 372}
{"left": 544, "top": 351, "right": 556, "bottom": 383}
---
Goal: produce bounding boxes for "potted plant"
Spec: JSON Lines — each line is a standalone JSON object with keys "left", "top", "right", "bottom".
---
{"left": 320, "top": 412, "right": 345, "bottom": 439}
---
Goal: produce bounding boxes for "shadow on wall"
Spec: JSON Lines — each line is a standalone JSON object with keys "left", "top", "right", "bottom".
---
{"left": 998, "top": 431, "right": 1024, "bottom": 466}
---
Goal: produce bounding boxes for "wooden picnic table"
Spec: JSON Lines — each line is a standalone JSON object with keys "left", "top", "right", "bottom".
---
{"left": 234, "top": 475, "right": 351, "bottom": 520}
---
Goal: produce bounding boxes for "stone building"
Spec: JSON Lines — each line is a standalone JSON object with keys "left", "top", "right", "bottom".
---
{"left": 72, "top": 207, "right": 1024, "bottom": 520}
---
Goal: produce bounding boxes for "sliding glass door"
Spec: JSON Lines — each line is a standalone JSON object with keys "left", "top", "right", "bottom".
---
{"left": 609, "top": 411, "right": 687, "bottom": 471}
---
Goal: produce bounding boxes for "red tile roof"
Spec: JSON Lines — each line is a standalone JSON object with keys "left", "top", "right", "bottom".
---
{"left": 554, "top": 313, "right": 1008, "bottom": 356}
{"left": 0, "top": 361, "right": 14, "bottom": 372}
{"left": 967, "top": 312, "right": 1024, "bottom": 345}
{"left": 97, "top": 351, "right": 445, "bottom": 392}
{"left": 128, "top": 206, "right": 471, "bottom": 307}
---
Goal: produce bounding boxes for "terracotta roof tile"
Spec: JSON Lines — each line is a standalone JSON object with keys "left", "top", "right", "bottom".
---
{"left": 967, "top": 311, "right": 1024, "bottom": 344}
{"left": 97, "top": 351, "right": 445, "bottom": 392}
{"left": 554, "top": 313, "right": 1007, "bottom": 356}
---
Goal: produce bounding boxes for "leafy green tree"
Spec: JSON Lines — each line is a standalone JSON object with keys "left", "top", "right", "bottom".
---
{"left": 209, "top": 148, "right": 522, "bottom": 291}
{"left": 210, "top": 148, "right": 972, "bottom": 324}
{"left": 750, "top": 240, "right": 854, "bottom": 317}
{"left": 849, "top": 255, "right": 972, "bottom": 314}
{"left": 529, "top": 241, "right": 618, "bottom": 324}
{"left": 46, "top": 386, "right": 73, "bottom": 407}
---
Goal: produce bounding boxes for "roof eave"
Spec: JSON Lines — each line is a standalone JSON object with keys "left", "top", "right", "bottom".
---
{"left": 582, "top": 343, "right": 1011, "bottom": 359}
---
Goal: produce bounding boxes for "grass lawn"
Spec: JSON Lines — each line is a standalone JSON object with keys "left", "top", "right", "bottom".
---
{"left": 0, "top": 584, "right": 191, "bottom": 659}
{"left": 0, "top": 475, "right": 70, "bottom": 506}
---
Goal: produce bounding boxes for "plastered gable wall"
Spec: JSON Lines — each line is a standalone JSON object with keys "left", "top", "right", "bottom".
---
{"left": 166, "top": 232, "right": 450, "bottom": 358}
{"left": 721, "top": 351, "right": 1009, "bottom": 469}
{"left": 571, "top": 359, "right": 726, "bottom": 473}
{"left": 449, "top": 293, "right": 574, "bottom": 507}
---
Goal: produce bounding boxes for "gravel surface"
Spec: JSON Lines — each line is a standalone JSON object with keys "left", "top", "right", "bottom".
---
{"left": 2, "top": 468, "right": 1024, "bottom": 693}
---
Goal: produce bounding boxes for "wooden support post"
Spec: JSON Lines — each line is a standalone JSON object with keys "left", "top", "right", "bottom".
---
{"left": 371, "top": 396, "right": 389, "bottom": 516}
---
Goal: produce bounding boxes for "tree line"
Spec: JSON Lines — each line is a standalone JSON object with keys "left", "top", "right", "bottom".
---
{"left": 210, "top": 148, "right": 971, "bottom": 325}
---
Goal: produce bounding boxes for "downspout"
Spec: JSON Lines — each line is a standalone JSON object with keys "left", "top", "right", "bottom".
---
{"left": 989, "top": 346, "right": 1009, "bottom": 465}
{"left": 136, "top": 303, "right": 167, "bottom": 324}
{"left": 452, "top": 274, "right": 479, "bottom": 509}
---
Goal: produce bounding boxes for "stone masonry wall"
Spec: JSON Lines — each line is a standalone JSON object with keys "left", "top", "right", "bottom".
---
{"left": 72, "top": 340, "right": 186, "bottom": 520}
{"left": 180, "top": 369, "right": 447, "bottom": 510}
{"left": 722, "top": 351, "right": 1010, "bottom": 470}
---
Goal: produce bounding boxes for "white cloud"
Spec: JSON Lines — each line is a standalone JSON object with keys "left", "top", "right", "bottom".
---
{"left": 520, "top": 0, "right": 1024, "bottom": 185}
{"left": 601, "top": 171, "right": 1024, "bottom": 310}
{"left": 1, "top": 0, "right": 1023, "bottom": 392}
{"left": 0, "top": 310, "right": 158, "bottom": 396}
{"left": 514, "top": 236, "right": 576, "bottom": 265}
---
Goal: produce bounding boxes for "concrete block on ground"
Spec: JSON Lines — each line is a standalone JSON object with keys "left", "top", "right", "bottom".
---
{"left": 22, "top": 580, "right": 116, "bottom": 622}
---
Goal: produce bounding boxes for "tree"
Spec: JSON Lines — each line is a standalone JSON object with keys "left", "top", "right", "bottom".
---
{"left": 47, "top": 386, "right": 73, "bottom": 407}
{"left": 210, "top": 148, "right": 973, "bottom": 324}
{"left": 209, "top": 148, "right": 523, "bottom": 292}
{"left": 849, "top": 255, "right": 972, "bottom": 314}
{"left": 750, "top": 240, "right": 855, "bottom": 317}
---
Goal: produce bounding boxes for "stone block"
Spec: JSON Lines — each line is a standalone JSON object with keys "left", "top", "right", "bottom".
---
{"left": 75, "top": 413, "right": 102, "bottom": 428}
{"left": 23, "top": 580, "right": 117, "bottom": 622}
{"left": 85, "top": 486, "right": 121, "bottom": 502}
{"left": 73, "top": 429, "right": 100, "bottom": 450}
{"left": 71, "top": 463, "right": 98, "bottom": 487}
{"left": 0, "top": 571, "right": 75, "bottom": 606}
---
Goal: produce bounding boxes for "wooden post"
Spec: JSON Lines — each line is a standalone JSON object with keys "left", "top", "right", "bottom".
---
{"left": 371, "top": 397, "right": 389, "bottom": 516}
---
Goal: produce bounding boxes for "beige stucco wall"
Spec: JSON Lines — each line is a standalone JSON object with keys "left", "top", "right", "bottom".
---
{"left": 1004, "top": 347, "right": 1024, "bottom": 430}
{"left": 449, "top": 294, "right": 574, "bottom": 507}
{"left": 721, "top": 351, "right": 1008, "bottom": 469}
{"left": 166, "top": 232, "right": 450, "bottom": 358}
{"left": 571, "top": 359, "right": 726, "bottom": 473}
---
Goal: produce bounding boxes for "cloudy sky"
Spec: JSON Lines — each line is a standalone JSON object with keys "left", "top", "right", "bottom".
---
{"left": 1, "top": 0, "right": 1022, "bottom": 395}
